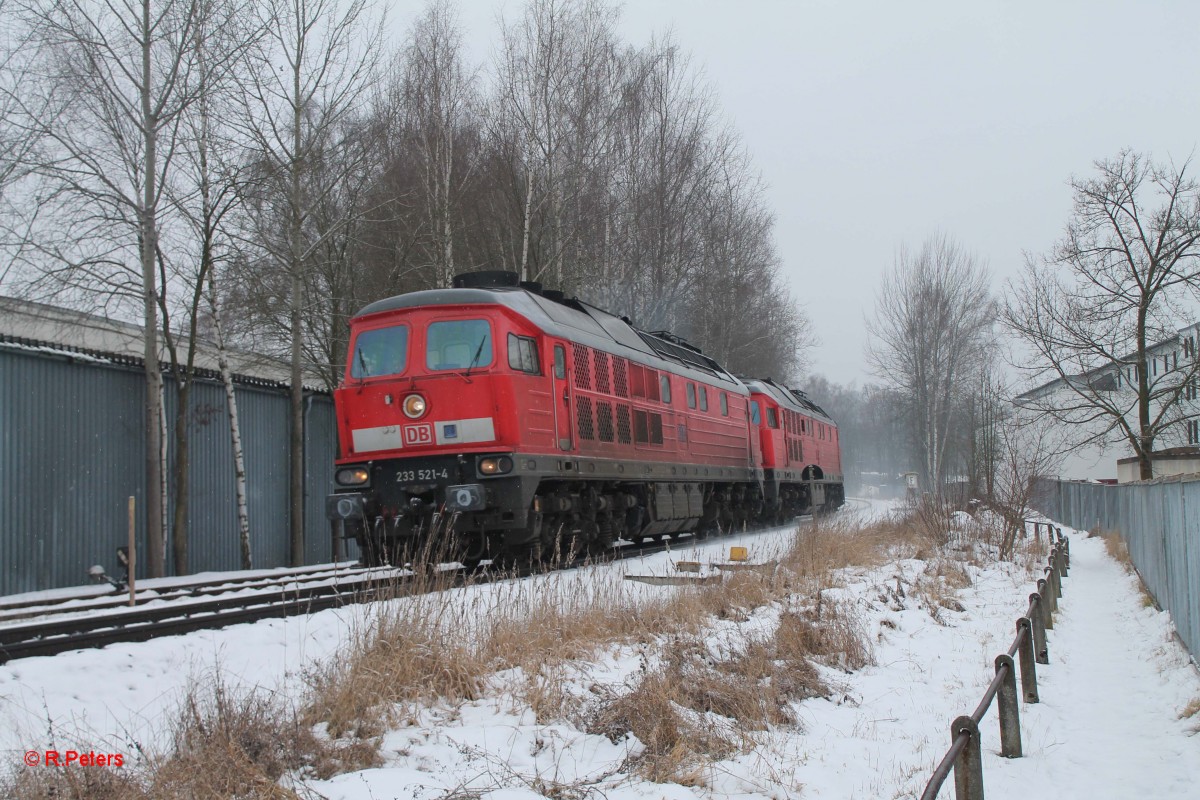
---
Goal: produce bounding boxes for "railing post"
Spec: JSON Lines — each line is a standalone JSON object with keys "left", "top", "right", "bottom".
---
{"left": 994, "top": 654, "right": 1022, "bottom": 758}
{"left": 1046, "top": 563, "right": 1060, "bottom": 609}
{"left": 952, "top": 715, "right": 984, "bottom": 800}
{"left": 1016, "top": 617, "right": 1039, "bottom": 702}
{"left": 1062, "top": 536, "right": 1070, "bottom": 570}
{"left": 1029, "top": 592, "right": 1049, "bottom": 663}
{"left": 1050, "top": 550, "right": 1063, "bottom": 599}
{"left": 1037, "top": 578, "right": 1055, "bottom": 629}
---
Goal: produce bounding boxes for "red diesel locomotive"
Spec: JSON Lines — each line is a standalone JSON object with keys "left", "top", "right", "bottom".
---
{"left": 325, "top": 271, "right": 843, "bottom": 566}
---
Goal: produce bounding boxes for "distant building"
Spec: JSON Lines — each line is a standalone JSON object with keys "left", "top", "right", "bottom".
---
{"left": 1115, "top": 448, "right": 1200, "bottom": 483}
{"left": 1016, "top": 321, "right": 1200, "bottom": 482}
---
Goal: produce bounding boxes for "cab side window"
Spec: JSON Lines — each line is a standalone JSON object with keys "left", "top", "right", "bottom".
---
{"left": 767, "top": 407, "right": 779, "bottom": 428}
{"left": 553, "top": 345, "right": 566, "bottom": 379}
{"left": 686, "top": 383, "right": 697, "bottom": 409}
{"left": 720, "top": 392, "right": 729, "bottom": 416}
{"left": 660, "top": 374, "right": 672, "bottom": 403}
{"left": 508, "top": 334, "right": 540, "bottom": 374}
{"left": 699, "top": 386, "right": 708, "bottom": 412}
{"left": 750, "top": 401, "right": 761, "bottom": 425}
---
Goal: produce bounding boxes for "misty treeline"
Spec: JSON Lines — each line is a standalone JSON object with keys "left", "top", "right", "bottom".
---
{"left": 0, "top": 0, "right": 808, "bottom": 576}
{"left": 810, "top": 235, "right": 1053, "bottom": 554}
{"left": 835, "top": 150, "right": 1200, "bottom": 542}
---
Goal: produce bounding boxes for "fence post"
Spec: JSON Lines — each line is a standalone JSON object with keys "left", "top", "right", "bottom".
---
{"left": 1029, "top": 592, "right": 1049, "bottom": 663}
{"left": 952, "top": 715, "right": 984, "bottom": 800}
{"left": 1047, "top": 561, "right": 1061, "bottom": 608}
{"left": 994, "top": 654, "right": 1022, "bottom": 758}
{"left": 1037, "top": 578, "right": 1055, "bottom": 629}
{"left": 1016, "top": 617, "right": 1039, "bottom": 702}
{"left": 1050, "top": 551, "right": 1063, "bottom": 599}
{"left": 1061, "top": 536, "right": 1070, "bottom": 570}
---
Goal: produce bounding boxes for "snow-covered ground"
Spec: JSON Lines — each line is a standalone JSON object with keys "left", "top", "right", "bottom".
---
{"left": 2, "top": 506, "right": 1198, "bottom": 798}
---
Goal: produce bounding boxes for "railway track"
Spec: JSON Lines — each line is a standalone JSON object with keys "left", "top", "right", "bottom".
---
{"left": 0, "top": 562, "right": 375, "bottom": 617}
{"left": 0, "top": 513, "right": 842, "bottom": 666}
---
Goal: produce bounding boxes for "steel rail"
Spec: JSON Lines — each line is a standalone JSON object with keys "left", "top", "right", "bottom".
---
{"left": 0, "top": 562, "right": 374, "bottom": 614}
{"left": 0, "top": 566, "right": 390, "bottom": 625}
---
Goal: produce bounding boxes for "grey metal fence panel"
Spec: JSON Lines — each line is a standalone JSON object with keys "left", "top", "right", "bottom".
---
{"left": 1037, "top": 477, "right": 1200, "bottom": 660}
{"left": 1, "top": 344, "right": 349, "bottom": 596}
{"left": 232, "top": 383, "right": 292, "bottom": 570}
{"left": 1, "top": 347, "right": 146, "bottom": 595}
{"left": 1171, "top": 484, "right": 1195, "bottom": 652}
{"left": 304, "top": 396, "right": 358, "bottom": 564}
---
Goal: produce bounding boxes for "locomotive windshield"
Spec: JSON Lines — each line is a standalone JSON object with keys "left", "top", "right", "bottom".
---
{"left": 350, "top": 325, "right": 408, "bottom": 378}
{"left": 427, "top": 319, "right": 493, "bottom": 371}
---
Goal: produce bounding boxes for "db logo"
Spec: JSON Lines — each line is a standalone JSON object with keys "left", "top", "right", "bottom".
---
{"left": 403, "top": 423, "right": 434, "bottom": 446}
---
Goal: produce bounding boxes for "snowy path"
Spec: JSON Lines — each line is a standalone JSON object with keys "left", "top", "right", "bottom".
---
{"left": 975, "top": 530, "right": 1200, "bottom": 799}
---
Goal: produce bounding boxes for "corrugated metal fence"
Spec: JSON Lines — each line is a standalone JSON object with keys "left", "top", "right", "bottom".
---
{"left": 1037, "top": 477, "right": 1199, "bottom": 661}
{"left": 0, "top": 341, "right": 356, "bottom": 596}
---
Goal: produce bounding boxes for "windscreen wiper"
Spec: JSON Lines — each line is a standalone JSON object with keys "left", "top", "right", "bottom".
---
{"left": 356, "top": 347, "right": 370, "bottom": 382}
{"left": 464, "top": 336, "right": 487, "bottom": 378}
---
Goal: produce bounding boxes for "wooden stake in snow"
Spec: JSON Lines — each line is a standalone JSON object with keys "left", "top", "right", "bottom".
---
{"left": 127, "top": 496, "right": 136, "bottom": 607}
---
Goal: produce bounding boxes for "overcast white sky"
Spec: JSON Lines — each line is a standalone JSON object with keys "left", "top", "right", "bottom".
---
{"left": 390, "top": 0, "right": 1200, "bottom": 385}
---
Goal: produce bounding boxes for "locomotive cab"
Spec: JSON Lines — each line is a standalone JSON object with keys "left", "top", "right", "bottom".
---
{"left": 328, "top": 297, "right": 555, "bottom": 566}
{"left": 745, "top": 379, "right": 845, "bottom": 519}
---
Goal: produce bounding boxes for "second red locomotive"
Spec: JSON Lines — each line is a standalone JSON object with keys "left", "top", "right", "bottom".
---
{"left": 326, "top": 271, "right": 843, "bottom": 566}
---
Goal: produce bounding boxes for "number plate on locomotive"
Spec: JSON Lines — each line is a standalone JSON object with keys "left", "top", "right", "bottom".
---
{"left": 396, "top": 467, "right": 450, "bottom": 483}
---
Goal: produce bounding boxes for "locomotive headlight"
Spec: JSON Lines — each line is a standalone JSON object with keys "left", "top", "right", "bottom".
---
{"left": 336, "top": 467, "right": 370, "bottom": 486}
{"left": 402, "top": 393, "right": 427, "bottom": 419}
{"left": 478, "top": 456, "right": 513, "bottom": 475}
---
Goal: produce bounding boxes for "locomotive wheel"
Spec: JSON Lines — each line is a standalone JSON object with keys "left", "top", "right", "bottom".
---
{"left": 357, "top": 518, "right": 390, "bottom": 568}
{"left": 588, "top": 516, "right": 615, "bottom": 556}
{"left": 458, "top": 533, "right": 488, "bottom": 572}
{"left": 492, "top": 539, "right": 543, "bottom": 571}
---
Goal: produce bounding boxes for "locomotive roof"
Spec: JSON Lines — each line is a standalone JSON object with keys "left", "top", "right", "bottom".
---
{"left": 742, "top": 377, "right": 836, "bottom": 425}
{"left": 355, "top": 287, "right": 747, "bottom": 390}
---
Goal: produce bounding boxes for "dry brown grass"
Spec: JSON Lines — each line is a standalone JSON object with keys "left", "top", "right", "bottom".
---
{"left": 585, "top": 595, "right": 872, "bottom": 786}
{"left": 1, "top": 764, "right": 148, "bottom": 800}
{"left": 775, "top": 598, "right": 874, "bottom": 672}
{"left": 1, "top": 680, "right": 380, "bottom": 800}
{"left": 313, "top": 511, "right": 938, "bottom": 749}
{"left": 304, "top": 598, "right": 484, "bottom": 739}
{"left": 1179, "top": 697, "right": 1200, "bottom": 720}
{"left": 1093, "top": 528, "right": 1134, "bottom": 569}
{"left": 149, "top": 681, "right": 379, "bottom": 797}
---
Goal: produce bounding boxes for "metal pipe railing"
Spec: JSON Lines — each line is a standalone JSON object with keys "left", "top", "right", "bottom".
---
{"left": 919, "top": 525, "right": 1067, "bottom": 799}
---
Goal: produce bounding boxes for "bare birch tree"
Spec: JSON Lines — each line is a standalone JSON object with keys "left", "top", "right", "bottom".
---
{"left": 867, "top": 235, "right": 996, "bottom": 494}
{"left": 238, "top": 0, "right": 383, "bottom": 566}
{"left": 387, "top": 0, "right": 477, "bottom": 289}
{"left": 162, "top": 0, "right": 260, "bottom": 571}
{"left": 1006, "top": 151, "right": 1200, "bottom": 480}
